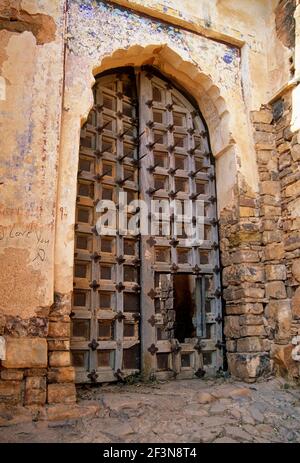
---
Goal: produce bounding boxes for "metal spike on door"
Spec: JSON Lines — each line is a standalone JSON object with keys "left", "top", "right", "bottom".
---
{"left": 88, "top": 339, "right": 99, "bottom": 351}
{"left": 146, "top": 236, "right": 156, "bottom": 247}
{"left": 89, "top": 280, "right": 100, "bottom": 291}
{"left": 115, "top": 311, "right": 126, "bottom": 322}
{"left": 148, "top": 344, "right": 158, "bottom": 355}
{"left": 194, "top": 339, "right": 206, "bottom": 353}
{"left": 195, "top": 368, "right": 206, "bottom": 378}
{"left": 147, "top": 288, "right": 157, "bottom": 300}
{"left": 114, "top": 369, "right": 125, "bottom": 382}
{"left": 116, "top": 282, "right": 125, "bottom": 292}
{"left": 87, "top": 369, "right": 98, "bottom": 383}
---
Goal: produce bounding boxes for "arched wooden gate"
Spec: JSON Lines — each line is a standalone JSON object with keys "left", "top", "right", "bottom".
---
{"left": 71, "top": 67, "right": 223, "bottom": 383}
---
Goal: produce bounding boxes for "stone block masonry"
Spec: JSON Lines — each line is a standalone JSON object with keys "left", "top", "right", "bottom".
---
{"left": 220, "top": 98, "right": 300, "bottom": 382}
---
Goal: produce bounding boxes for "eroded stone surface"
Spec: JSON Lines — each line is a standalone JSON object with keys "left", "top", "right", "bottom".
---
{"left": 0, "top": 378, "right": 300, "bottom": 443}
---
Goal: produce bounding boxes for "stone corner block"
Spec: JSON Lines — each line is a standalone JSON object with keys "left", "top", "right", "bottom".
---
{"left": 47, "top": 383, "right": 77, "bottom": 404}
{"left": 2, "top": 337, "right": 47, "bottom": 369}
{"left": 227, "top": 352, "right": 271, "bottom": 382}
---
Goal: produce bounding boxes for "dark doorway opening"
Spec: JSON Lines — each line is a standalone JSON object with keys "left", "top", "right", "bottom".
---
{"left": 173, "top": 275, "right": 196, "bottom": 343}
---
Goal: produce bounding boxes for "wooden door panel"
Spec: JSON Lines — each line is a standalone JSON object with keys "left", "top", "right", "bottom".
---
{"left": 72, "top": 68, "right": 223, "bottom": 383}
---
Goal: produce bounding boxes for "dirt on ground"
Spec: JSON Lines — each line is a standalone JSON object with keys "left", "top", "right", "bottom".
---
{"left": 0, "top": 377, "right": 300, "bottom": 443}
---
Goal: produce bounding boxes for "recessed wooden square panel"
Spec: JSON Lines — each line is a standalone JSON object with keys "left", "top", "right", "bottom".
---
{"left": 124, "top": 322, "right": 135, "bottom": 338}
{"left": 154, "top": 299, "right": 161, "bottom": 314}
{"left": 153, "top": 130, "right": 166, "bottom": 145}
{"left": 173, "top": 112, "right": 185, "bottom": 127}
{"left": 102, "top": 115, "right": 115, "bottom": 132}
{"left": 123, "top": 293, "right": 139, "bottom": 312}
{"left": 199, "top": 250, "right": 210, "bottom": 264}
{"left": 99, "top": 291, "right": 113, "bottom": 309}
{"left": 80, "top": 133, "right": 95, "bottom": 149}
{"left": 124, "top": 266, "right": 138, "bottom": 282}
{"left": 175, "top": 155, "right": 186, "bottom": 170}
{"left": 101, "top": 237, "right": 114, "bottom": 253}
{"left": 73, "top": 290, "right": 88, "bottom": 308}
{"left": 101, "top": 80, "right": 116, "bottom": 92}
{"left": 72, "top": 319, "right": 90, "bottom": 340}
{"left": 154, "top": 175, "right": 168, "bottom": 191}
{"left": 102, "top": 161, "right": 114, "bottom": 178}
{"left": 196, "top": 181, "right": 207, "bottom": 195}
{"left": 177, "top": 248, "right": 190, "bottom": 264}
{"left": 98, "top": 320, "right": 114, "bottom": 340}
{"left": 76, "top": 234, "right": 92, "bottom": 251}
{"left": 123, "top": 121, "right": 135, "bottom": 138}
{"left": 71, "top": 351, "right": 89, "bottom": 370}
{"left": 123, "top": 345, "right": 139, "bottom": 370}
{"left": 77, "top": 207, "right": 92, "bottom": 224}
{"left": 152, "top": 85, "right": 163, "bottom": 102}
{"left": 124, "top": 239, "right": 136, "bottom": 256}
{"left": 205, "top": 276, "right": 214, "bottom": 294}
{"left": 194, "top": 136, "right": 202, "bottom": 148}
{"left": 175, "top": 177, "right": 188, "bottom": 193}
{"left": 174, "top": 134, "right": 185, "bottom": 148}
{"left": 153, "top": 110, "right": 164, "bottom": 124}
{"left": 79, "top": 156, "right": 93, "bottom": 172}
{"left": 123, "top": 143, "right": 135, "bottom": 158}
{"left": 100, "top": 265, "right": 113, "bottom": 280}
{"left": 78, "top": 181, "right": 94, "bottom": 199}
{"left": 98, "top": 350, "right": 115, "bottom": 369}
{"left": 101, "top": 136, "right": 115, "bottom": 154}
{"left": 205, "top": 299, "right": 212, "bottom": 313}
{"left": 181, "top": 353, "right": 191, "bottom": 368}
{"left": 203, "top": 352, "right": 212, "bottom": 366}
{"left": 194, "top": 157, "right": 204, "bottom": 172}
{"left": 156, "top": 326, "right": 168, "bottom": 341}
{"left": 155, "top": 247, "right": 170, "bottom": 263}
{"left": 123, "top": 101, "right": 134, "bottom": 117}
{"left": 204, "top": 224, "right": 211, "bottom": 241}
{"left": 154, "top": 151, "right": 168, "bottom": 168}
{"left": 103, "top": 93, "right": 116, "bottom": 111}
{"left": 172, "top": 94, "right": 185, "bottom": 108}
{"left": 74, "top": 261, "right": 89, "bottom": 279}
{"left": 157, "top": 353, "right": 169, "bottom": 371}
{"left": 101, "top": 186, "right": 114, "bottom": 201}
{"left": 124, "top": 166, "right": 135, "bottom": 182}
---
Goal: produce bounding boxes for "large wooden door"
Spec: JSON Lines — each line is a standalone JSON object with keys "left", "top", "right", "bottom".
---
{"left": 71, "top": 68, "right": 223, "bottom": 383}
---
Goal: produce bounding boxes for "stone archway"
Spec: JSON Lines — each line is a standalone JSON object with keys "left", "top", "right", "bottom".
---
{"left": 52, "top": 43, "right": 259, "bottom": 388}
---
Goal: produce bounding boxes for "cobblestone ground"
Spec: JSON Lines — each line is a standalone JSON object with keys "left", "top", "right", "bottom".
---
{"left": 1, "top": 377, "right": 300, "bottom": 443}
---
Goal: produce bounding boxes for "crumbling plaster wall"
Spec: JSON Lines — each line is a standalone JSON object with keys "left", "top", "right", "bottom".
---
{"left": 0, "top": 0, "right": 71, "bottom": 406}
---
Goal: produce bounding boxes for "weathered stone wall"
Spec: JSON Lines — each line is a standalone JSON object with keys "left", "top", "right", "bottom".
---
{"left": 222, "top": 93, "right": 300, "bottom": 383}
{"left": 271, "top": 90, "right": 300, "bottom": 377}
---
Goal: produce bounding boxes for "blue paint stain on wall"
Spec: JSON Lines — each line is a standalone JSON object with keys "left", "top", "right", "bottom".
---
{"left": 223, "top": 53, "right": 233, "bottom": 64}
